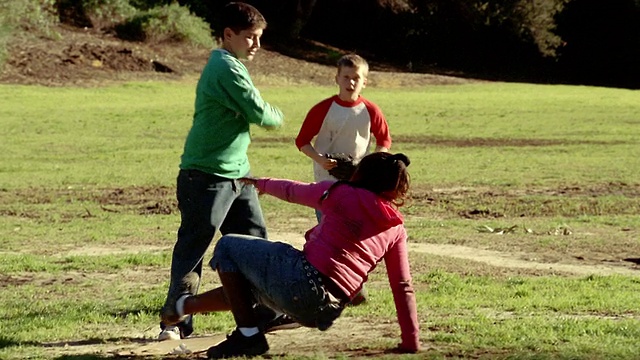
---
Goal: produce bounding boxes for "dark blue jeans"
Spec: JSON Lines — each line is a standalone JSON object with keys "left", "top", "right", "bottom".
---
{"left": 163, "top": 169, "right": 267, "bottom": 334}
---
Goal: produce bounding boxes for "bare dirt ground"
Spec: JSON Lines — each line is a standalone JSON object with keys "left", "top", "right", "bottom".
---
{"left": 2, "top": 26, "right": 639, "bottom": 359}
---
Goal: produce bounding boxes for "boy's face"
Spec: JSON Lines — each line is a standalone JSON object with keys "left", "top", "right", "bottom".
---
{"left": 223, "top": 27, "right": 264, "bottom": 61}
{"left": 335, "top": 66, "right": 367, "bottom": 101}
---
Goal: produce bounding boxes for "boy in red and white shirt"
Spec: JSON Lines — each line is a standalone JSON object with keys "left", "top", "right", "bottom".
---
{"left": 295, "top": 54, "right": 392, "bottom": 184}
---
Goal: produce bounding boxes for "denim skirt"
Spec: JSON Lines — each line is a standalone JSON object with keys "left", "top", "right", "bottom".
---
{"left": 210, "top": 234, "right": 343, "bottom": 330}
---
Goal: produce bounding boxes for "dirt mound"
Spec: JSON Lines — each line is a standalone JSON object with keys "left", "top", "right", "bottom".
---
{"left": 0, "top": 25, "right": 470, "bottom": 87}
{"left": 0, "top": 26, "right": 206, "bottom": 86}
{"left": 61, "top": 43, "right": 153, "bottom": 71}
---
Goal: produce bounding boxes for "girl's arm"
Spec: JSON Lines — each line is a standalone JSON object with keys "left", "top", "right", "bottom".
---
{"left": 383, "top": 227, "right": 420, "bottom": 352}
{"left": 241, "top": 177, "right": 334, "bottom": 209}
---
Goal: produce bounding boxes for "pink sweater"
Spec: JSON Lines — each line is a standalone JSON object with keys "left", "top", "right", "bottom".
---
{"left": 256, "top": 178, "right": 420, "bottom": 351}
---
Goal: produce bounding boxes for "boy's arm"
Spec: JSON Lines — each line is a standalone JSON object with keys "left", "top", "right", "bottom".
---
{"left": 296, "top": 98, "right": 337, "bottom": 170}
{"left": 221, "top": 60, "right": 284, "bottom": 129}
{"left": 295, "top": 97, "right": 334, "bottom": 149}
{"left": 364, "top": 100, "right": 392, "bottom": 150}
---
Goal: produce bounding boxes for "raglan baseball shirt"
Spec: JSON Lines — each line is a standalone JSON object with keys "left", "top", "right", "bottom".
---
{"left": 295, "top": 95, "right": 392, "bottom": 182}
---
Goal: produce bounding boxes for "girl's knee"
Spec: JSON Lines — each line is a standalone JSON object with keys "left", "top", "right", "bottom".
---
{"left": 210, "top": 235, "right": 245, "bottom": 272}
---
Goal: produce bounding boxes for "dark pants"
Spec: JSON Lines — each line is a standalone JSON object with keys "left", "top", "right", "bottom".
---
{"left": 162, "top": 169, "right": 267, "bottom": 334}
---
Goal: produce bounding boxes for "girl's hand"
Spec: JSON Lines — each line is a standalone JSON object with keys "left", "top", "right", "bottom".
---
{"left": 238, "top": 177, "right": 258, "bottom": 187}
{"left": 393, "top": 343, "right": 422, "bottom": 354}
{"left": 239, "top": 177, "right": 264, "bottom": 195}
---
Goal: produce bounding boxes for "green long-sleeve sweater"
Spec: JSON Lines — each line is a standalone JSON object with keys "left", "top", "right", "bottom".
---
{"left": 180, "top": 49, "right": 284, "bottom": 178}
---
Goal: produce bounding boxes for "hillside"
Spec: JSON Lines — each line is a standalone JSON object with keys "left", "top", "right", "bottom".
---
{"left": 0, "top": 25, "right": 471, "bottom": 87}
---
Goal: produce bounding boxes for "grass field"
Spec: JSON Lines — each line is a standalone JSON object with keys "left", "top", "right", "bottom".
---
{"left": 1, "top": 80, "right": 639, "bottom": 359}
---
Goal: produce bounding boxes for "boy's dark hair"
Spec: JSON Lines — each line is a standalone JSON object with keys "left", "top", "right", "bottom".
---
{"left": 350, "top": 152, "right": 411, "bottom": 206}
{"left": 337, "top": 54, "right": 369, "bottom": 75}
{"left": 213, "top": 2, "right": 267, "bottom": 40}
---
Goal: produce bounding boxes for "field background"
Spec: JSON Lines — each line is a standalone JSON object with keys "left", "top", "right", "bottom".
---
{"left": 1, "top": 74, "right": 640, "bottom": 359}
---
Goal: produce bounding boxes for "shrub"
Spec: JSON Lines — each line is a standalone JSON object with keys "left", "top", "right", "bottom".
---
{"left": 0, "top": 0, "right": 59, "bottom": 36}
{"left": 115, "top": 3, "right": 213, "bottom": 48}
{"left": 0, "top": 0, "right": 60, "bottom": 70}
{"left": 57, "top": 0, "right": 137, "bottom": 29}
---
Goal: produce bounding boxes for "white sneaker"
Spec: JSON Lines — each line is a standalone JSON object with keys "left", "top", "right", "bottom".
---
{"left": 158, "top": 326, "right": 181, "bottom": 341}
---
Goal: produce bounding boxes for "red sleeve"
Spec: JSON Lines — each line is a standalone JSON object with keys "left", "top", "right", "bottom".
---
{"left": 363, "top": 99, "right": 392, "bottom": 149}
{"left": 384, "top": 227, "right": 420, "bottom": 352}
{"left": 295, "top": 96, "right": 336, "bottom": 150}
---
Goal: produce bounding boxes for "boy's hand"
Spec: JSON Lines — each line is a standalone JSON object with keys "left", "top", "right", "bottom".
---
{"left": 318, "top": 156, "right": 338, "bottom": 170}
{"left": 324, "top": 153, "right": 356, "bottom": 180}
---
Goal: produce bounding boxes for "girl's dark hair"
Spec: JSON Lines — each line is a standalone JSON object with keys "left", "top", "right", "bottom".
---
{"left": 349, "top": 152, "right": 411, "bottom": 206}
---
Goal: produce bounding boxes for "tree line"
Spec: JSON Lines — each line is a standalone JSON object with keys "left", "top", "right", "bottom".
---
{"left": 47, "top": 0, "right": 640, "bottom": 88}
{"left": 175, "top": 0, "right": 638, "bottom": 89}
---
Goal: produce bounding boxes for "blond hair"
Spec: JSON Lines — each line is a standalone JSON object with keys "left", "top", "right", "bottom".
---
{"left": 336, "top": 54, "right": 369, "bottom": 76}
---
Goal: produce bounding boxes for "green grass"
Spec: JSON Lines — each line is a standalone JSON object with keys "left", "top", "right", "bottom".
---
{"left": 1, "top": 80, "right": 639, "bottom": 359}
{"left": 3, "top": 82, "right": 638, "bottom": 188}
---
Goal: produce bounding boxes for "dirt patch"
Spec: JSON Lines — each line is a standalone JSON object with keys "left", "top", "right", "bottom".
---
{"left": 4, "top": 182, "right": 640, "bottom": 219}
{"left": 88, "top": 186, "right": 177, "bottom": 215}
{"left": 2, "top": 184, "right": 638, "bottom": 265}
{"left": 60, "top": 43, "right": 155, "bottom": 71}
{"left": 392, "top": 135, "right": 630, "bottom": 147}
{"left": 409, "top": 182, "right": 640, "bottom": 218}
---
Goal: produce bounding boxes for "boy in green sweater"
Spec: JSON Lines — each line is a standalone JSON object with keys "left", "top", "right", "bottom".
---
{"left": 158, "top": 2, "right": 284, "bottom": 341}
